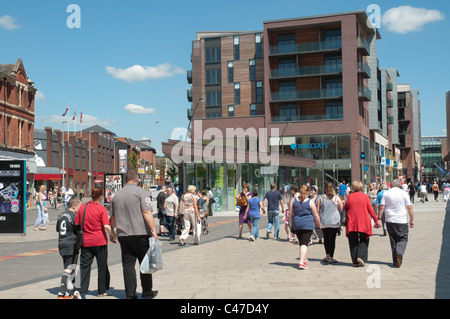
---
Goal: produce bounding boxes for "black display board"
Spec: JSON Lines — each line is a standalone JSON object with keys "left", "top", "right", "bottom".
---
{"left": 0, "top": 161, "right": 26, "bottom": 235}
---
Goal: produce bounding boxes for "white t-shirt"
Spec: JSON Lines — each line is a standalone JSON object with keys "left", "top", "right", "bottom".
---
{"left": 380, "top": 187, "right": 412, "bottom": 223}
{"left": 64, "top": 188, "right": 74, "bottom": 202}
{"left": 420, "top": 185, "right": 427, "bottom": 193}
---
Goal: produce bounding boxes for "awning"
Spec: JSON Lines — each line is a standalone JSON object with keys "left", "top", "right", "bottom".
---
{"left": 28, "top": 167, "right": 62, "bottom": 181}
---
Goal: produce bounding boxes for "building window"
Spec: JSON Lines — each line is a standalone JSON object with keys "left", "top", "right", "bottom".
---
{"left": 325, "top": 78, "right": 343, "bottom": 96}
{"left": 250, "top": 104, "right": 257, "bottom": 116}
{"left": 206, "top": 89, "right": 222, "bottom": 106}
{"left": 234, "top": 83, "right": 240, "bottom": 105}
{"left": 256, "top": 81, "right": 263, "bottom": 103}
{"left": 324, "top": 55, "right": 342, "bottom": 73}
{"left": 279, "top": 104, "right": 297, "bottom": 121}
{"left": 206, "top": 107, "right": 222, "bottom": 118}
{"left": 227, "top": 61, "right": 234, "bottom": 83}
{"left": 249, "top": 59, "right": 256, "bottom": 81}
{"left": 325, "top": 101, "right": 343, "bottom": 119}
{"left": 277, "top": 33, "right": 295, "bottom": 54}
{"left": 234, "top": 35, "right": 240, "bottom": 60}
{"left": 205, "top": 47, "right": 221, "bottom": 63}
{"left": 278, "top": 58, "right": 296, "bottom": 77}
{"left": 255, "top": 33, "right": 262, "bottom": 58}
{"left": 323, "top": 29, "right": 342, "bottom": 50}
{"left": 279, "top": 81, "right": 296, "bottom": 100}
{"left": 206, "top": 67, "right": 221, "bottom": 85}
{"left": 228, "top": 105, "right": 234, "bottom": 117}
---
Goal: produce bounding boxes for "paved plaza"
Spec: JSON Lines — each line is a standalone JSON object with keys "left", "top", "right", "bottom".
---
{"left": 0, "top": 197, "right": 449, "bottom": 300}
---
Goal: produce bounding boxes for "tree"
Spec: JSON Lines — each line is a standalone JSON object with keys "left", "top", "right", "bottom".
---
{"left": 166, "top": 166, "right": 178, "bottom": 183}
{"left": 128, "top": 151, "right": 138, "bottom": 171}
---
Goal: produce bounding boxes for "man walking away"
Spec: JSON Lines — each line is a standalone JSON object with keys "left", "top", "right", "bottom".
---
{"left": 164, "top": 187, "right": 179, "bottom": 240}
{"left": 419, "top": 183, "right": 427, "bottom": 203}
{"left": 264, "top": 183, "right": 284, "bottom": 240}
{"left": 110, "top": 170, "right": 158, "bottom": 299}
{"left": 156, "top": 186, "right": 168, "bottom": 236}
{"left": 378, "top": 179, "right": 414, "bottom": 268}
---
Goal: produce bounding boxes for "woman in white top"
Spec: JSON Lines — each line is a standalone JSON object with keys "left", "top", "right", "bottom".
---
{"left": 33, "top": 185, "right": 49, "bottom": 231}
{"left": 317, "top": 182, "right": 344, "bottom": 263}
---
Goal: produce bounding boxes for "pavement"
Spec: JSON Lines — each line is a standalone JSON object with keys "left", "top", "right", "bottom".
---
{"left": 1, "top": 195, "right": 450, "bottom": 300}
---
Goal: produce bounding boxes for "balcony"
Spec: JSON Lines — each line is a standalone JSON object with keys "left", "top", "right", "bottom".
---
{"left": 270, "top": 63, "right": 342, "bottom": 79}
{"left": 386, "top": 98, "right": 393, "bottom": 108}
{"left": 357, "top": 62, "right": 371, "bottom": 78}
{"left": 386, "top": 82, "right": 393, "bottom": 91}
{"left": 187, "top": 88, "right": 192, "bottom": 102}
{"left": 358, "top": 86, "right": 371, "bottom": 101}
{"left": 357, "top": 37, "right": 370, "bottom": 56}
{"left": 187, "top": 108, "right": 193, "bottom": 120}
{"left": 269, "top": 40, "right": 342, "bottom": 56}
{"left": 187, "top": 70, "right": 192, "bottom": 84}
{"left": 271, "top": 113, "right": 343, "bottom": 123}
{"left": 270, "top": 88, "right": 343, "bottom": 102}
{"left": 387, "top": 116, "right": 394, "bottom": 124}
{"left": 398, "top": 129, "right": 411, "bottom": 135}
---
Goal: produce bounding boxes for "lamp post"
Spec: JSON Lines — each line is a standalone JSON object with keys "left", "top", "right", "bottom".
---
{"left": 3, "top": 77, "right": 6, "bottom": 146}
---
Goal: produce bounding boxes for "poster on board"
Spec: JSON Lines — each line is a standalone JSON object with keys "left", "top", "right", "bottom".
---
{"left": 0, "top": 161, "right": 26, "bottom": 235}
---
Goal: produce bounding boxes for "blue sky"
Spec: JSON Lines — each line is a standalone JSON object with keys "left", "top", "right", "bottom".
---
{"left": 1, "top": 0, "right": 449, "bottom": 154}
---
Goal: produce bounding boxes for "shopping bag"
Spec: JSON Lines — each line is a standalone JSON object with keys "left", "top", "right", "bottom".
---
{"left": 196, "top": 222, "right": 202, "bottom": 242}
{"left": 140, "top": 237, "right": 163, "bottom": 274}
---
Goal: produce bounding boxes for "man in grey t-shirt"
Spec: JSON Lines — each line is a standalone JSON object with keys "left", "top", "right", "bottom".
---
{"left": 110, "top": 170, "right": 158, "bottom": 299}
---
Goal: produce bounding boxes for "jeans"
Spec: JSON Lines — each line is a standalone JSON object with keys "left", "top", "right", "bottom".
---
{"left": 163, "top": 215, "right": 176, "bottom": 239}
{"left": 34, "top": 204, "right": 48, "bottom": 228}
{"left": 118, "top": 235, "right": 153, "bottom": 298}
{"left": 267, "top": 210, "right": 280, "bottom": 239}
{"left": 347, "top": 231, "right": 370, "bottom": 264}
{"left": 250, "top": 217, "right": 260, "bottom": 239}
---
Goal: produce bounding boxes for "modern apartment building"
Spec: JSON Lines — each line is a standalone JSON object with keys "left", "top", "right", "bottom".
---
{"left": 163, "top": 10, "right": 422, "bottom": 211}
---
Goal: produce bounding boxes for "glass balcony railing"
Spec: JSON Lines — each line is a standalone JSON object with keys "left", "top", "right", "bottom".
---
{"left": 357, "top": 37, "right": 370, "bottom": 55}
{"left": 270, "top": 88, "right": 343, "bottom": 102}
{"left": 386, "top": 82, "right": 393, "bottom": 91}
{"left": 357, "top": 62, "right": 371, "bottom": 78}
{"left": 270, "top": 64, "right": 342, "bottom": 78}
{"left": 269, "top": 40, "right": 342, "bottom": 55}
{"left": 386, "top": 99, "right": 393, "bottom": 107}
{"left": 271, "top": 113, "right": 343, "bottom": 123}
{"left": 358, "top": 86, "right": 371, "bottom": 101}
{"left": 187, "top": 89, "right": 192, "bottom": 102}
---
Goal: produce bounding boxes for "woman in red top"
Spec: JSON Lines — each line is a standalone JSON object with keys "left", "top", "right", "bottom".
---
{"left": 344, "top": 180, "right": 381, "bottom": 267}
{"left": 75, "top": 187, "right": 116, "bottom": 297}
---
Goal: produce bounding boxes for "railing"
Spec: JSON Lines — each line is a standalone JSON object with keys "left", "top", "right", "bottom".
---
{"left": 357, "top": 37, "right": 370, "bottom": 55}
{"left": 187, "top": 70, "right": 192, "bottom": 84}
{"left": 270, "top": 63, "right": 342, "bottom": 78}
{"left": 269, "top": 40, "right": 342, "bottom": 55}
{"left": 271, "top": 88, "right": 343, "bottom": 102}
{"left": 386, "top": 82, "right": 393, "bottom": 91}
{"left": 357, "top": 62, "right": 371, "bottom": 77}
{"left": 358, "top": 86, "right": 371, "bottom": 101}
{"left": 187, "top": 89, "right": 192, "bottom": 102}
{"left": 272, "top": 113, "right": 343, "bottom": 123}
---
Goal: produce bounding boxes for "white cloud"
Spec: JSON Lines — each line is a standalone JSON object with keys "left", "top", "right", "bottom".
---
{"left": 106, "top": 63, "right": 185, "bottom": 83}
{"left": 36, "top": 114, "right": 116, "bottom": 128}
{"left": 382, "top": 6, "right": 444, "bottom": 34}
{"left": 0, "top": 15, "right": 20, "bottom": 30}
{"left": 35, "top": 91, "right": 46, "bottom": 100}
{"left": 170, "top": 127, "right": 189, "bottom": 141}
{"left": 124, "top": 103, "right": 156, "bottom": 114}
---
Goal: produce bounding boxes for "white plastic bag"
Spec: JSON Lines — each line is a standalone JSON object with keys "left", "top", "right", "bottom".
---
{"left": 140, "top": 237, "right": 163, "bottom": 274}
{"left": 196, "top": 222, "right": 202, "bottom": 242}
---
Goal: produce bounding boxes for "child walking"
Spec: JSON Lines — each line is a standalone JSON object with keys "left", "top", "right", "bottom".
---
{"left": 56, "top": 197, "right": 82, "bottom": 299}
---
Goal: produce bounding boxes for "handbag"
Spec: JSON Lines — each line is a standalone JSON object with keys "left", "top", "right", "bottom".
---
{"left": 75, "top": 203, "right": 88, "bottom": 250}
{"left": 340, "top": 209, "right": 347, "bottom": 226}
{"left": 236, "top": 193, "right": 248, "bottom": 207}
{"left": 178, "top": 200, "right": 185, "bottom": 215}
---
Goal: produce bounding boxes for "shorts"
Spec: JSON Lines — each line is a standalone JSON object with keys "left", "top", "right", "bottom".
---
{"left": 293, "top": 229, "right": 313, "bottom": 246}
{"left": 62, "top": 254, "right": 78, "bottom": 270}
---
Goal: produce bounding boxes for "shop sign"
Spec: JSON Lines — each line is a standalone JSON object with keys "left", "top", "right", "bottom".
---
{"left": 290, "top": 143, "right": 329, "bottom": 150}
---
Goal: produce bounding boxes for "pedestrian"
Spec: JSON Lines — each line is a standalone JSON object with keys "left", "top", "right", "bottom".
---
{"left": 264, "top": 183, "right": 284, "bottom": 240}
{"left": 199, "top": 191, "right": 210, "bottom": 235}
{"left": 163, "top": 187, "right": 178, "bottom": 241}
{"left": 75, "top": 187, "right": 116, "bottom": 297}
{"left": 110, "top": 170, "right": 158, "bottom": 299}
{"left": 308, "top": 185, "right": 323, "bottom": 245}
{"left": 343, "top": 180, "right": 381, "bottom": 267}
{"left": 236, "top": 184, "right": 253, "bottom": 239}
{"left": 368, "top": 183, "right": 378, "bottom": 211}
{"left": 339, "top": 181, "right": 347, "bottom": 200}
{"left": 79, "top": 188, "right": 84, "bottom": 201}
{"left": 419, "top": 182, "right": 428, "bottom": 203}
{"left": 63, "top": 186, "right": 74, "bottom": 210}
{"left": 378, "top": 179, "right": 414, "bottom": 268}
{"left": 244, "top": 189, "right": 266, "bottom": 241}
{"left": 432, "top": 181, "right": 440, "bottom": 202}
{"left": 317, "top": 182, "right": 343, "bottom": 263}
{"left": 407, "top": 182, "right": 415, "bottom": 204}
{"left": 443, "top": 180, "right": 450, "bottom": 202}
{"left": 33, "top": 185, "right": 49, "bottom": 231}
{"left": 178, "top": 185, "right": 201, "bottom": 246}
{"left": 376, "top": 184, "right": 389, "bottom": 236}
{"left": 206, "top": 187, "right": 214, "bottom": 217}
{"left": 56, "top": 197, "right": 83, "bottom": 299}
{"left": 289, "top": 185, "right": 321, "bottom": 269}
{"left": 156, "top": 186, "right": 168, "bottom": 236}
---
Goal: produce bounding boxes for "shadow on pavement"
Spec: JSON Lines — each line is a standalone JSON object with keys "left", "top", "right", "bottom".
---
{"left": 435, "top": 201, "right": 450, "bottom": 298}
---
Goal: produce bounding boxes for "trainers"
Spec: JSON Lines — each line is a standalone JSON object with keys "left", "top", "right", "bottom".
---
{"left": 299, "top": 263, "right": 308, "bottom": 270}
{"left": 72, "top": 291, "right": 82, "bottom": 299}
{"left": 248, "top": 236, "right": 255, "bottom": 241}
{"left": 57, "top": 292, "right": 72, "bottom": 299}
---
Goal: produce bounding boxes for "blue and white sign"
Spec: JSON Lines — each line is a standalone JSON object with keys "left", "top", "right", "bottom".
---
{"left": 290, "top": 143, "right": 329, "bottom": 150}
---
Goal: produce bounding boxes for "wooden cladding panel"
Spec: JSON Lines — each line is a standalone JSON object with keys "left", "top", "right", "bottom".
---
{"left": 301, "top": 100, "right": 325, "bottom": 115}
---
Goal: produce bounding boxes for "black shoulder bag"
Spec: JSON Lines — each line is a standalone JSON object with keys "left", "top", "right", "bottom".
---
{"left": 75, "top": 203, "right": 88, "bottom": 250}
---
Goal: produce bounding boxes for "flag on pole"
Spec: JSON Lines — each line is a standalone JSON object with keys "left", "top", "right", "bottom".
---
{"left": 72, "top": 106, "right": 77, "bottom": 121}
{"left": 80, "top": 110, "right": 83, "bottom": 124}
{"left": 62, "top": 104, "right": 69, "bottom": 117}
